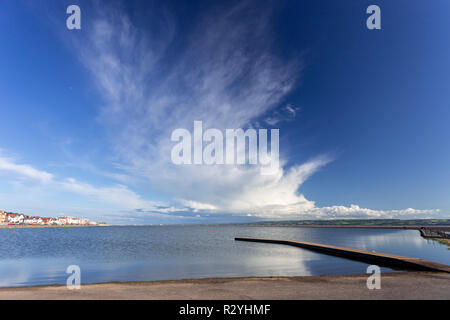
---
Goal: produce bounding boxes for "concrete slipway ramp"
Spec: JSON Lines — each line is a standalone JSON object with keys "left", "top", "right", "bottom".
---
{"left": 235, "top": 237, "right": 450, "bottom": 273}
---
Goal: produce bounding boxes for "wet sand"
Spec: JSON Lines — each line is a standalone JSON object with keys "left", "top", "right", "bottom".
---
{"left": 0, "top": 272, "right": 449, "bottom": 300}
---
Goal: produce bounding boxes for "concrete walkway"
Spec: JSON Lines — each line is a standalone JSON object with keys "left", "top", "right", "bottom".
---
{"left": 0, "top": 272, "right": 449, "bottom": 300}
{"left": 235, "top": 237, "right": 450, "bottom": 273}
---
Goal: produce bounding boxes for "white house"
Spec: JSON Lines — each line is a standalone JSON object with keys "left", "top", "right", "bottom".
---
{"left": 45, "top": 218, "right": 58, "bottom": 225}
{"left": 58, "top": 217, "right": 68, "bottom": 225}
{"left": 24, "top": 216, "right": 43, "bottom": 225}
{"left": 66, "top": 217, "right": 80, "bottom": 225}
{"left": 7, "top": 214, "right": 25, "bottom": 224}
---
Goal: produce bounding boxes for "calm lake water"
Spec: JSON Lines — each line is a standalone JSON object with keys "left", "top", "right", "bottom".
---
{"left": 0, "top": 225, "right": 448, "bottom": 287}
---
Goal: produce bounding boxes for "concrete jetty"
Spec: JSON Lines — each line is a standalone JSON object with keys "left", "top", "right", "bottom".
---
{"left": 235, "top": 237, "right": 450, "bottom": 273}
{"left": 419, "top": 227, "right": 450, "bottom": 239}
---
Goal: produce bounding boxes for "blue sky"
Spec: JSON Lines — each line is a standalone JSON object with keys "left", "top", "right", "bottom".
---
{"left": 0, "top": 0, "right": 449, "bottom": 224}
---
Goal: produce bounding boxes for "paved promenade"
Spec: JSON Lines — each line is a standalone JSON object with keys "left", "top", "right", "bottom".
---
{"left": 0, "top": 272, "right": 449, "bottom": 300}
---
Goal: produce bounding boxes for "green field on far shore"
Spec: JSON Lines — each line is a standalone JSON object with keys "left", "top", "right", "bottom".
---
{"left": 234, "top": 219, "right": 450, "bottom": 227}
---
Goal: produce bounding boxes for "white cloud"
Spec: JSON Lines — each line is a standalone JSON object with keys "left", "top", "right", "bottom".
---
{"left": 75, "top": 3, "right": 304, "bottom": 217}
{"left": 265, "top": 104, "right": 301, "bottom": 125}
{"left": 178, "top": 199, "right": 218, "bottom": 212}
{"left": 0, "top": 156, "right": 53, "bottom": 183}
{"left": 64, "top": 3, "right": 443, "bottom": 220}
{"left": 305, "top": 205, "right": 440, "bottom": 220}
{"left": 0, "top": 154, "right": 186, "bottom": 218}
{"left": 56, "top": 177, "right": 188, "bottom": 214}
{"left": 0, "top": 151, "right": 442, "bottom": 220}
{"left": 59, "top": 178, "right": 158, "bottom": 211}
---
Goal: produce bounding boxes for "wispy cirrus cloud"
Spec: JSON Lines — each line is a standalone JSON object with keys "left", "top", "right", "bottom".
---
{"left": 0, "top": 155, "right": 53, "bottom": 183}
{"left": 265, "top": 104, "right": 301, "bottom": 126}
{"left": 59, "top": 1, "right": 442, "bottom": 220}
{"left": 74, "top": 2, "right": 307, "bottom": 217}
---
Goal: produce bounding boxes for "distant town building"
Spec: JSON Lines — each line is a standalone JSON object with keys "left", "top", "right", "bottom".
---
{"left": 41, "top": 217, "right": 52, "bottom": 225}
{"left": 23, "top": 216, "right": 43, "bottom": 225}
{"left": 7, "top": 213, "right": 25, "bottom": 224}
{"left": 0, "top": 209, "right": 99, "bottom": 226}
{"left": 66, "top": 217, "right": 80, "bottom": 225}
{"left": 58, "top": 217, "right": 68, "bottom": 225}
{"left": 0, "top": 210, "right": 6, "bottom": 225}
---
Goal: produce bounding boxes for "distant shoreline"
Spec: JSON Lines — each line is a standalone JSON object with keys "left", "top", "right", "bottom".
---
{"left": 231, "top": 224, "right": 450, "bottom": 230}
{"left": 2, "top": 223, "right": 449, "bottom": 230}
{"left": 224, "top": 218, "right": 450, "bottom": 229}
{"left": 0, "top": 224, "right": 106, "bottom": 229}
